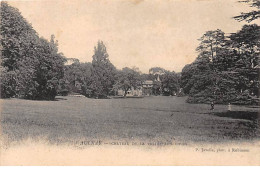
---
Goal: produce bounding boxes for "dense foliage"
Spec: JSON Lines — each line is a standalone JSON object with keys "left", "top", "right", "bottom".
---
{"left": 4, "top": 0, "right": 258, "bottom": 105}
{"left": 88, "top": 41, "right": 117, "bottom": 98}
{"left": 57, "top": 62, "right": 92, "bottom": 96}
{"left": 181, "top": 25, "right": 260, "bottom": 104}
{"left": 180, "top": 0, "right": 260, "bottom": 105}
{"left": 113, "top": 67, "right": 142, "bottom": 97}
{"left": 0, "top": 2, "right": 65, "bottom": 100}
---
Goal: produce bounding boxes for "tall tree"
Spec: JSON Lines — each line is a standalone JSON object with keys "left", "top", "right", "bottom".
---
{"left": 90, "top": 41, "right": 116, "bottom": 98}
{"left": 229, "top": 24, "right": 260, "bottom": 97}
{"left": 196, "top": 29, "right": 226, "bottom": 64}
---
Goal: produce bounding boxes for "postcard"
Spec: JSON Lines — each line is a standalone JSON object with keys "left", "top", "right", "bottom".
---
{"left": 0, "top": 0, "right": 259, "bottom": 165}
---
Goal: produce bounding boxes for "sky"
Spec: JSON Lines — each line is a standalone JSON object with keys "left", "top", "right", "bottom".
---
{"left": 8, "top": 0, "right": 257, "bottom": 73}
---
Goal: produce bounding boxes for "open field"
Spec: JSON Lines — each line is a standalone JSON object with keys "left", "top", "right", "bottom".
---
{"left": 1, "top": 96, "right": 259, "bottom": 146}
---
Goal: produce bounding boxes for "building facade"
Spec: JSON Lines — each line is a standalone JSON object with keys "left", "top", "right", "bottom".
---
{"left": 117, "top": 87, "right": 143, "bottom": 97}
{"left": 142, "top": 80, "right": 153, "bottom": 96}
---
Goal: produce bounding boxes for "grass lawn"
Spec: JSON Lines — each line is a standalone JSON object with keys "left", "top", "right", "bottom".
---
{"left": 1, "top": 96, "right": 259, "bottom": 146}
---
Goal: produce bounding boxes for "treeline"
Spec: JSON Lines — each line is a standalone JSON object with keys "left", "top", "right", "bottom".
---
{"left": 59, "top": 44, "right": 181, "bottom": 98}
{"left": 0, "top": 2, "right": 181, "bottom": 100}
{"left": 2, "top": 1, "right": 258, "bottom": 104}
{"left": 181, "top": 0, "right": 260, "bottom": 105}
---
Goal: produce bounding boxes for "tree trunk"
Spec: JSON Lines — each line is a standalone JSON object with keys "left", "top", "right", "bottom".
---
{"left": 124, "top": 90, "right": 127, "bottom": 98}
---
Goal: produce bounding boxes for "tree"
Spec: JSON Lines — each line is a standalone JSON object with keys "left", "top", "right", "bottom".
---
{"left": 1, "top": 1, "right": 37, "bottom": 71}
{"left": 61, "top": 61, "right": 93, "bottom": 96}
{"left": 113, "top": 67, "right": 141, "bottom": 97}
{"left": 149, "top": 67, "right": 166, "bottom": 75}
{"left": 180, "top": 1, "right": 260, "bottom": 105}
{"left": 31, "top": 36, "right": 65, "bottom": 100}
{"left": 0, "top": 2, "right": 65, "bottom": 100}
{"left": 0, "top": 66, "right": 18, "bottom": 98}
{"left": 234, "top": 0, "right": 260, "bottom": 22}
{"left": 90, "top": 41, "right": 116, "bottom": 98}
{"left": 196, "top": 29, "right": 226, "bottom": 63}
{"left": 181, "top": 63, "right": 198, "bottom": 95}
{"left": 229, "top": 24, "right": 260, "bottom": 97}
{"left": 184, "top": 30, "right": 225, "bottom": 100}
{"left": 181, "top": 24, "right": 260, "bottom": 104}
{"left": 161, "top": 71, "right": 179, "bottom": 96}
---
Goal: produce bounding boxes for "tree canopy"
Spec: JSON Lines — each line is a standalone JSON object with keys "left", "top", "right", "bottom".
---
{"left": 234, "top": 0, "right": 260, "bottom": 22}
{"left": 181, "top": 25, "right": 259, "bottom": 104}
{"left": 113, "top": 67, "right": 142, "bottom": 97}
{"left": 89, "top": 41, "right": 117, "bottom": 98}
{"left": 0, "top": 2, "right": 65, "bottom": 100}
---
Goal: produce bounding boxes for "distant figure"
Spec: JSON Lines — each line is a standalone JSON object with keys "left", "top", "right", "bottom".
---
{"left": 210, "top": 102, "right": 214, "bottom": 110}
{"left": 228, "top": 103, "right": 231, "bottom": 112}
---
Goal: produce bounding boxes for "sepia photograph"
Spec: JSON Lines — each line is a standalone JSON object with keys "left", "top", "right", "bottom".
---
{"left": 0, "top": 0, "right": 259, "bottom": 165}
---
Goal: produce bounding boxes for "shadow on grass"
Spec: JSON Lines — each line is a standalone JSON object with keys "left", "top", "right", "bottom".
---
{"left": 54, "top": 98, "right": 67, "bottom": 101}
{"left": 21, "top": 97, "right": 68, "bottom": 101}
{"left": 213, "top": 111, "right": 259, "bottom": 121}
